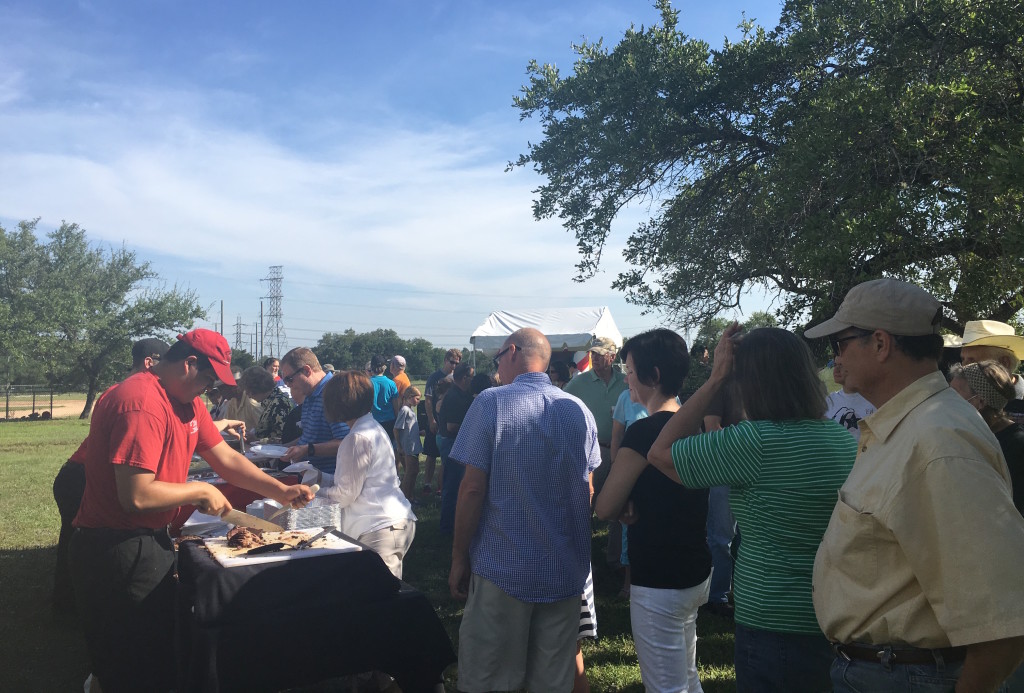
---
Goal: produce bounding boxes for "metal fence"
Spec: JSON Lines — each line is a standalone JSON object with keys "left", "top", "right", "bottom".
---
{"left": 2, "top": 384, "right": 71, "bottom": 420}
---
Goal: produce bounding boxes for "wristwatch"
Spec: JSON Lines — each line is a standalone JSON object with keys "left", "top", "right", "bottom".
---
{"left": 307, "top": 442, "right": 315, "bottom": 458}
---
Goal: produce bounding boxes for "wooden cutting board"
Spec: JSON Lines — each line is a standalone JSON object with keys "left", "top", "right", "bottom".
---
{"left": 203, "top": 529, "right": 362, "bottom": 568}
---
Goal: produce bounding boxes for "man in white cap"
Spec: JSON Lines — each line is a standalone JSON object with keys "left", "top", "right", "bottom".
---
{"left": 564, "top": 336, "right": 627, "bottom": 565}
{"left": 389, "top": 354, "right": 411, "bottom": 399}
{"left": 564, "top": 336, "right": 627, "bottom": 469}
{"left": 805, "top": 279, "right": 1024, "bottom": 692}
{"left": 958, "top": 320, "right": 1024, "bottom": 420}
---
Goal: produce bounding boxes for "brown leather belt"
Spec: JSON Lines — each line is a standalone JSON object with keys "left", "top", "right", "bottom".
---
{"left": 833, "top": 642, "right": 967, "bottom": 665}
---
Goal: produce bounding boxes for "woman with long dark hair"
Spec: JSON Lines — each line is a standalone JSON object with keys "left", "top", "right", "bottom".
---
{"left": 649, "top": 325, "right": 857, "bottom": 692}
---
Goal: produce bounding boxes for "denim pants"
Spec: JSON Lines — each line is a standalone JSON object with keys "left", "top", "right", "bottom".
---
{"left": 706, "top": 485, "right": 736, "bottom": 603}
{"left": 438, "top": 434, "right": 462, "bottom": 535}
{"left": 734, "top": 623, "right": 833, "bottom": 693}
{"left": 830, "top": 652, "right": 962, "bottom": 692}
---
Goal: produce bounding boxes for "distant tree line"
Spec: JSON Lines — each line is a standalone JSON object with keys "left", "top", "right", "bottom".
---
{"left": 312, "top": 329, "right": 449, "bottom": 378}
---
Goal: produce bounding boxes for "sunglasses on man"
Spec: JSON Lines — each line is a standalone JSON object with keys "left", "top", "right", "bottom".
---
{"left": 282, "top": 366, "right": 307, "bottom": 385}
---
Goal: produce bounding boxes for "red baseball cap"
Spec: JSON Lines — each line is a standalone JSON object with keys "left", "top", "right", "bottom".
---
{"left": 176, "top": 329, "right": 236, "bottom": 386}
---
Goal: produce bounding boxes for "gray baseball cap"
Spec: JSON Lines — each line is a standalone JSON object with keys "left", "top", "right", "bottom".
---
{"left": 804, "top": 279, "right": 942, "bottom": 339}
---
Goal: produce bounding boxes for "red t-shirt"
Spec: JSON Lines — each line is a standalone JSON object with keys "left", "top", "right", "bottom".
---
{"left": 74, "top": 371, "right": 222, "bottom": 530}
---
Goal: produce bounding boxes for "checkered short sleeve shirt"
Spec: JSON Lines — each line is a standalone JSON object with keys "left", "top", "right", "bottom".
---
{"left": 451, "top": 371, "right": 601, "bottom": 602}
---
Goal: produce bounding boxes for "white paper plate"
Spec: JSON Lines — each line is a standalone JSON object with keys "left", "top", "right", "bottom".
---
{"left": 248, "top": 444, "right": 290, "bottom": 458}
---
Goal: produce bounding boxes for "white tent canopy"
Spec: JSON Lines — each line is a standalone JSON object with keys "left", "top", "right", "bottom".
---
{"left": 469, "top": 306, "right": 624, "bottom": 356}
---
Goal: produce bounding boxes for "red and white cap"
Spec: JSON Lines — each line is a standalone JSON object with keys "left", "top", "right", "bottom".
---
{"left": 176, "top": 329, "right": 236, "bottom": 386}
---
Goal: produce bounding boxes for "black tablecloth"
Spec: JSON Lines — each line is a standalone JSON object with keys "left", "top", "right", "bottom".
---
{"left": 176, "top": 536, "right": 455, "bottom": 692}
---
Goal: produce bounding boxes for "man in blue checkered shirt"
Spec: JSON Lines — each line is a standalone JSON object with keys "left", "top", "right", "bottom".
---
{"left": 448, "top": 327, "right": 601, "bottom": 692}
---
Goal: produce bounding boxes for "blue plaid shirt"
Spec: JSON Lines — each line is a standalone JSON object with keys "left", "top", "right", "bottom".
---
{"left": 450, "top": 371, "right": 601, "bottom": 602}
{"left": 299, "top": 371, "right": 351, "bottom": 472}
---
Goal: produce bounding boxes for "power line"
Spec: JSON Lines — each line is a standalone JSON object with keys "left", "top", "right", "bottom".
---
{"left": 286, "top": 279, "right": 618, "bottom": 301}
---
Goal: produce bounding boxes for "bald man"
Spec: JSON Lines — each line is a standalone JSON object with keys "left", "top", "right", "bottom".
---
{"left": 448, "top": 328, "right": 602, "bottom": 692}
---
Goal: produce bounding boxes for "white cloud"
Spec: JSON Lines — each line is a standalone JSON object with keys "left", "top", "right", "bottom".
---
{"left": 0, "top": 81, "right": 635, "bottom": 323}
{"left": 0, "top": 0, "right": 781, "bottom": 348}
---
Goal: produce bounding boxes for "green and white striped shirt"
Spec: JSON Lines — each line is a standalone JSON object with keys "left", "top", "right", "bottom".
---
{"left": 672, "top": 419, "right": 856, "bottom": 634}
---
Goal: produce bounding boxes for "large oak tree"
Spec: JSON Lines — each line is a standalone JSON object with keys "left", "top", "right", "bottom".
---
{"left": 513, "top": 0, "right": 1024, "bottom": 331}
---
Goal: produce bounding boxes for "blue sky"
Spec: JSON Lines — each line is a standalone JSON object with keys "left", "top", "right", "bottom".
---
{"left": 0, "top": 0, "right": 782, "bottom": 354}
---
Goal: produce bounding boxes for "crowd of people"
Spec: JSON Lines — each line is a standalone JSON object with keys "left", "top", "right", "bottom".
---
{"left": 51, "top": 276, "right": 1024, "bottom": 693}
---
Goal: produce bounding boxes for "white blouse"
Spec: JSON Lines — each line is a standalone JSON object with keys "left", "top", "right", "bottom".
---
{"left": 321, "top": 412, "right": 416, "bottom": 538}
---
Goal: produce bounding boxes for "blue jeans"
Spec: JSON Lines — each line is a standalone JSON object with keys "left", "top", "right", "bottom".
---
{"left": 438, "top": 435, "right": 463, "bottom": 535}
{"left": 734, "top": 623, "right": 833, "bottom": 693}
{"left": 831, "top": 652, "right": 962, "bottom": 692}
{"left": 707, "top": 485, "right": 736, "bottom": 603}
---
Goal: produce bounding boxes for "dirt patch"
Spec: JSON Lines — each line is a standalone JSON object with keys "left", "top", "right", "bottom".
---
{"left": 4, "top": 399, "right": 88, "bottom": 420}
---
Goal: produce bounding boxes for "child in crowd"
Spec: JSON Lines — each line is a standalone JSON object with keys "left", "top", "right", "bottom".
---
{"left": 395, "top": 387, "right": 423, "bottom": 500}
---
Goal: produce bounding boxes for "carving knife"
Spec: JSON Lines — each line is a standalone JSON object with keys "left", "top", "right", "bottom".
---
{"left": 220, "top": 509, "right": 284, "bottom": 532}
{"left": 265, "top": 484, "right": 320, "bottom": 523}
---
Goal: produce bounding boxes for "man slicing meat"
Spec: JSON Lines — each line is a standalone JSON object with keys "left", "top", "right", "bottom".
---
{"left": 70, "top": 329, "right": 315, "bottom": 693}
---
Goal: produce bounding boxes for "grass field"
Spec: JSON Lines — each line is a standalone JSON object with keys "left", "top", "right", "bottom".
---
{"left": 1, "top": 369, "right": 844, "bottom": 690}
{"left": 0, "top": 413, "right": 741, "bottom": 692}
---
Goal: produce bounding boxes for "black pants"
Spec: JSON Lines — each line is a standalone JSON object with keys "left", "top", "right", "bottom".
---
{"left": 52, "top": 460, "right": 86, "bottom": 614}
{"left": 70, "top": 527, "right": 177, "bottom": 693}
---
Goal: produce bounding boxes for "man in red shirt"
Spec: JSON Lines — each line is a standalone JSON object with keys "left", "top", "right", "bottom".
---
{"left": 70, "top": 329, "right": 314, "bottom": 693}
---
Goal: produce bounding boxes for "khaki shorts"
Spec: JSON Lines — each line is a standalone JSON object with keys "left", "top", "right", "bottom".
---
{"left": 457, "top": 574, "right": 579, "bottom": 693}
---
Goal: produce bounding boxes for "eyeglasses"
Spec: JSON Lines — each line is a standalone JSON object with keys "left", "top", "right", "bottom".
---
{"left": 447, "top": 358, "right": 460, "bottom": 365}
{"left": 282, "top": 366, "right": 306, "bottom": 385}
{"left": 492, "top": 345, "right": 515, "bottom": 369}
{"left": 829, "top": 330, "right": 872, "bottom": 357}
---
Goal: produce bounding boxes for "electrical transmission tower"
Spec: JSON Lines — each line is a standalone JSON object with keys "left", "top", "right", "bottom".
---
{"left": 234, "top": 315, "right": 244, "bottom": 351}
{"left": 261, "top": 266, "right": 287, "bottom": 358}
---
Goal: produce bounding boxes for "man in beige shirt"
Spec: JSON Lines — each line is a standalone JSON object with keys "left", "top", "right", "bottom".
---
{"left": 805, "top": 278, "right": 1024, "bottom": 693}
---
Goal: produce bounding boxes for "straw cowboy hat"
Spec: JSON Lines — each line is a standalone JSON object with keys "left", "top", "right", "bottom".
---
{"left": 953, "top": 320, "right": 1024, "bottom": 359}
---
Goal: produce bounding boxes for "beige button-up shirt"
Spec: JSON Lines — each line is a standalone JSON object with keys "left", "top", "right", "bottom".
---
{"left": 813, "top": 371, "right": 1024, "bottom": 648}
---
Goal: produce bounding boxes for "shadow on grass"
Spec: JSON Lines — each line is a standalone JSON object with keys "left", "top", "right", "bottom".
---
{"left": 401, "top": 505, "right": 737, "bottom": 693}
{"left": 0, "top": 545, "right": 91, "bottom": 692}
{"left": 4, "top": 492, "right": 737, "bottom": 693}
{"left": 586, "top": 519, "right": 738, "bottom": 693}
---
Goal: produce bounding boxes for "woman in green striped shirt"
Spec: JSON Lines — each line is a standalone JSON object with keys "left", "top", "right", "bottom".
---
{"left": 649, "top": 324, "right": 857, "bottom": 693}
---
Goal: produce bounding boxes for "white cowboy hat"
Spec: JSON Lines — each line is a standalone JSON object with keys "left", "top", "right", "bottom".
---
{"left": 953, "top": 320, "right": 1024, "bottom": 359}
